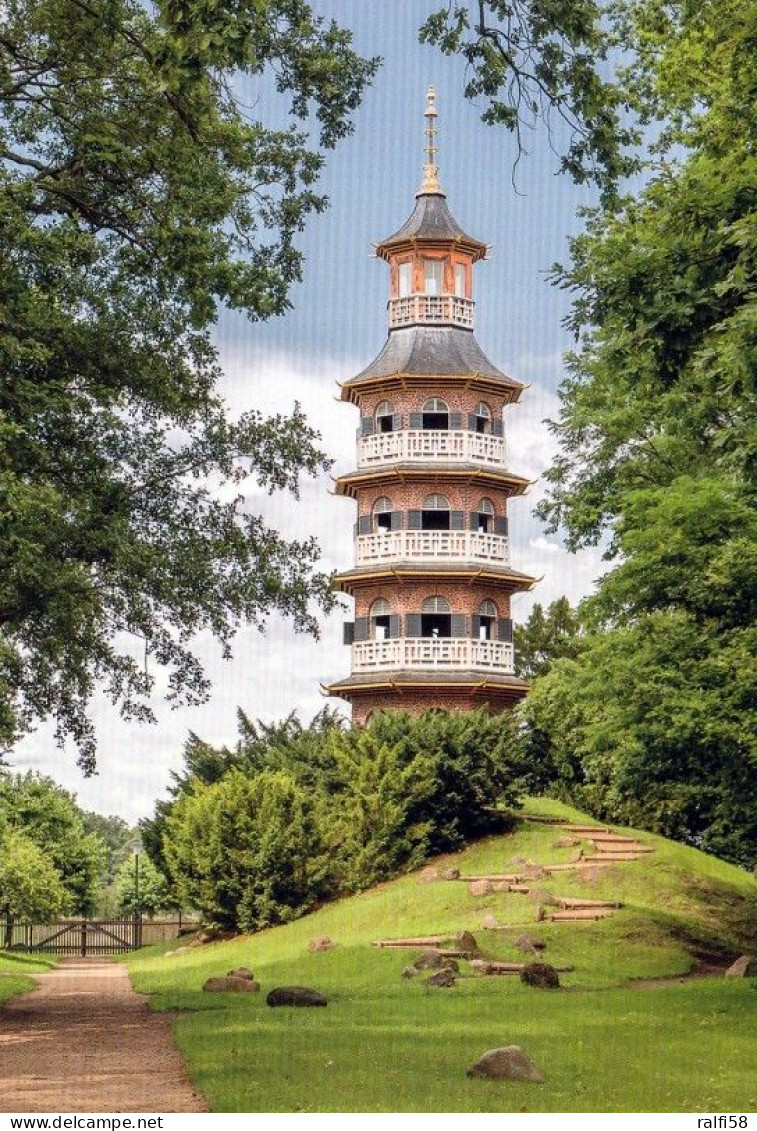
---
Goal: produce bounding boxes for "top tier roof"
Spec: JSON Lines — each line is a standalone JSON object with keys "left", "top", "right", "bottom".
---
{"left": 375, "top": 191, "right": 487, "bottom": 262}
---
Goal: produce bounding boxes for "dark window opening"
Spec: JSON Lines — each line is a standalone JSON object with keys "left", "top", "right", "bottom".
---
{"left": 421, "top": 614, "right": 451, "bottom": 638}
{"left": 422, "top": 509, "right": 450, "bottom": 531}
{"left": 373, "top": 615, "right": 391, "bottom": 640}
{"left": 423, "top": 411, "right": 448, "bottom": 430}
{"left": 376, "top": 512, "right": 392, "bottom": 532}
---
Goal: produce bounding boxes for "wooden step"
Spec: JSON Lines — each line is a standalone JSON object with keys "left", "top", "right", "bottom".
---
{"left": 547, "top": 908, "right": 617, "bottom": 921}
{"left": 557, "top": 824, "right": 612, "bottom": 834}
{"left": 521, "top": 814, "right": 563, "bottom": 824}
{"left": 374, "top": 935, "right": 453, "bottom": 948}
{"left": 583, "top": 852, "right": 646, "bottom": 863}
{"left": 593, "top": 843, "right": 653, "bottom": 854}
{"left": 555, "top": 898, "right": 623, "bottom": 910}
{"left": 586, "top": 833, "right": 643, "bottom": 844}
{"left": 545, "top": 860, "right": 615, "bottom": 872}
{"left": 458, "top": 874, "right": 529, "bottom": 883}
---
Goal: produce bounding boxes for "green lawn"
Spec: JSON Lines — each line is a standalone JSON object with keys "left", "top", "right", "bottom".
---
{"left": 0, "top": 951, "right": 56, "bottom": 1006}
{"left": 124, "top": 799, "right": 757, "bottom": 1112}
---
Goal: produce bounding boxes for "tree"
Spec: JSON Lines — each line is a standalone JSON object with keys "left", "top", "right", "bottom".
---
{"left": 517, "top": 0, "right": 757, "bottom": 866}
{"left": 420, "top": 1, "right": 640, "bottom": 197}
{"left": 0, "top": 829, "right": 70, "bottom": 947}
{"left": 514, "top": 597, "right": 582, "bottom": 679}
{"left": 81, "top": 811, "right": 137, "bottom": 885}
{"left": 0, "top": 0, "right": 378, "bottom": 770}
{"left": 114, "top": 853, "right": 173, "bottom": 917}
{"left": 0, "top": 773, "right": 105, "bottom": 911}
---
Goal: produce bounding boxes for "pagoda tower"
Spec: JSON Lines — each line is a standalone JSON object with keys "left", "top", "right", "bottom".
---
{"left": 326, "top": 89, "right": 536, "bottom": 723}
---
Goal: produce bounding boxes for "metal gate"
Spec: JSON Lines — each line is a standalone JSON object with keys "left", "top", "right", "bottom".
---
{"left": 5, "top": 918, "right": 142, "bottom": 956}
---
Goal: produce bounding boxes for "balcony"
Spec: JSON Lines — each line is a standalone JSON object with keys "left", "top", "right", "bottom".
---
{"left": 352, "top": 637, "right": 515, "bottom": 673}
{"left": 357, "top": 428, "right": 506, "bottom": 469}
{"left": 355, "top": 529, "right": 509, "bottom": 566}
{"left": 388, "top": 294, "right": 474, "bottom": 329}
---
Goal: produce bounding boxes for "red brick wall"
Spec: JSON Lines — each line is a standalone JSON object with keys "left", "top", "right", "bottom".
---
{"left": 355, "top": 387, "right": 511, "bottom": 421}
{"left": 348, "top": 687, "right": 525, "bottom": 725}
{"left": 355, "top": 482, "right": 511, "bottom": 520}
{"left": 353, "top": 580, "right": 511, "bottom": 620}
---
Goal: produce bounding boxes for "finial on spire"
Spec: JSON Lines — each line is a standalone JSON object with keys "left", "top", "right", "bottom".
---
{"left": 418, "top": 86, "right": 444, "bottom": 195}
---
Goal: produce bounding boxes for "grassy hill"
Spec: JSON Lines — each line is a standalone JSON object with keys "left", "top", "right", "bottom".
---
{"left": 125, "top": 799, "right": 757, "bottom": 1113}
{"left": 0, "top": 952, "right": 55, "bottom": 1006}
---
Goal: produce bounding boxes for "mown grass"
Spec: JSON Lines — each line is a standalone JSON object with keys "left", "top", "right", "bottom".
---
{"left": 0, "top": 951, "right": 56, "bottom": 1006}
{"left": 126, "top": 799, "right": 757, "bottom": 1113}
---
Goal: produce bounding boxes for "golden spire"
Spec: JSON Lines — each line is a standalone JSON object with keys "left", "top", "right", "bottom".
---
{"left": 418, "top": 86, "right": 444, "bottom": 195}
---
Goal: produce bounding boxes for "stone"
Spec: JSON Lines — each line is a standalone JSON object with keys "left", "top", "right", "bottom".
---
{"left": 469, "top": 879, "right": 493, "bottom": 897}
{"left": 493, "top": 880, "right": 511, "bottom": 892}
{"left": 514, "top": 935, "right": 546, "bottom": 954}
{"left": 227, "top": 966, "right": 254, "bottom": 979}
{"left": 455, "top": 931, "right": 480, "bottom": 955}
{"left": 725, "top": 955, "right": 757, "bottom": 978}
{"left": 521, "top": 864, "right": 550, "bottom": 880}
{"left": 553, "top": 837, "right": 580, "bottom": 848}
{"left": 467, "top": 1046, "right": 544, "bottom": 1083}
{"left": 481, "top": 915, "right": 499, "bottom": 930}
{"left": 413, "top": 951, "right": 445, "bottom": 970}
{"left": 520, "top": 962, "right": 560, "bottom": 989}
{"left": 203, "top": 976, "right": 261, "bottom": 993}
{"left": 441, "top": 958, "right": 460, "bottom": 972}
{"left": 510, "top": 856, "right": 527, "bottom": 865}
{"left": 266, "top": 986, "right": 327, "bottom": 1007}
{"left": 308, "top": 936, "right": 335, "bottom": 953}
{"left": 417, "top": 866, "right": 440, "bottom": 884}
{"left": 527, "top": 888, "right": 558, "bottom": 905}
{"left": 401, "top": 965, "right": 420, "bottom": 978}
{"left": 442, "top": 868, "right": 461, "bottom": 880}
{"left": 424, "top": 968, "right": 456, "bottom": 987}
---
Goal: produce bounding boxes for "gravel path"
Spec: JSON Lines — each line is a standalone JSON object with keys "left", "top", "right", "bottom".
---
{"left": 0, "top": 958, "right": 206, "bottom": 1113}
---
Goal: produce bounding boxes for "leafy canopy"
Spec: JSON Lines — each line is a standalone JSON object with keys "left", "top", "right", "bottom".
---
{"left": 0, "top": 0, "right": 377, "bottom": 770}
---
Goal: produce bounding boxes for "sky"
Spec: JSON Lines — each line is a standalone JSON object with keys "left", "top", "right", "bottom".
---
{"left": 11, "top": 0, "right": 611, "bottom": 822}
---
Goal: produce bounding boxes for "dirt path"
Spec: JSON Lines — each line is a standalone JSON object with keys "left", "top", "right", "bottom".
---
{"left": 0, "top": 958, "right": 206, "bottom": 1113}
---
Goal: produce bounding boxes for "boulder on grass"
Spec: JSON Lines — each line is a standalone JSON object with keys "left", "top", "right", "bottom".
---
{"left": 413, "top": 951, "right": 445, "bottom": 971}
{"left": 469, "top": 879, "right": 493, "bottom": 897}
{"left": 514, "top": 935, "right": 546, "bottom": 954}
{"left": 401, "top": 965, "right": 420, "bottom": 979}
{"left": 266, "top": 986, "right": 327, "bottom": 1007}
{"left": 527, "top": 888, "right": 558, "bottom": 906}
{"left": 520, "top": 962, "right": 560, "bottom": 989}
{"left": 227, "top": 966, "right": 254, "bottom": 979}
{"left": 203, "top": 976, "right": 260, "bottom": 993}
{"left": 467, "top": 1046, "right": 544, "bottom": 1082}
{"left": 481, "top": 915, "right": 499, "bottom": 931}
{"left": 424, "top": 968, "right": 456, "bottom": 988}
{"left": 455, "top": 931, "right": 480, "bottom": 955}
{"left": 725, "top": 955, "right": 757, "bottom": 978}
{"left": 417, "top": 866, "right": 440, "bottom": 884}
{"left": 493, "top": 880, "right": 511, "bottom": 893}
{"left": 308, "top": 936, "right": 335, "bottom": 953}
{"left": 521, "top": 863, "right": 550, "bottom": 880}
{"left": 442, "top": 868, "right": 461, "bottom": 880}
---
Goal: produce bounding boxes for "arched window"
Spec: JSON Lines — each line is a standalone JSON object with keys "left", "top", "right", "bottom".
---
{"left": 422, "top": 493, "right": 450, "bottom": 532}
{"left": 474, "top": 401, "right": 491, "bottom": 434}
{"left": 421, "top": 595, "right": 451, "bottom": 639}
{"left": 422, "top": 397, "right": 449, "bottom": 431}
{"left": 370, "top": 598, "right": 391, "bottom": 641}
{"left": 478, "top": 599, "right": 497, "bottom": 641}
{"left": 375, "top": 400, "right": 396, "bottom": 434}
{"left": 475, "top": 496, "right": 495, "bottom": 534}
{"left": 372, "top": 495, "right": 393, "bottom": 533}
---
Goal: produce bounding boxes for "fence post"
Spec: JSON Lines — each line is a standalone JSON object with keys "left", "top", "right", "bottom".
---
{"left": 80, "top": 919, "right": 87, "bottom": 958}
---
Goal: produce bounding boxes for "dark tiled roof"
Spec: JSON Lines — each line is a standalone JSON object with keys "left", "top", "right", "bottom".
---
{"left": 325, "top": 670, "right": 528, "bottom": 690}
{"left": 377, "top": 192, "right": 485, "bottom": 253}
{"left": 352, "top": 326, "right": 516, "bottom": 384}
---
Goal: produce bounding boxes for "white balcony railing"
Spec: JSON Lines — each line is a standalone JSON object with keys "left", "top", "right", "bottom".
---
{"left": 357, "top": 429, "right": 506, "bottom": 468}
{"left": 355, "top": 529, "right": 509, "bottom": 566}
{"left": 388, "top": 294, "right": 474, "bottom": 329}
{"left": 352, "top": 637, "right": 515, "bottom": 673}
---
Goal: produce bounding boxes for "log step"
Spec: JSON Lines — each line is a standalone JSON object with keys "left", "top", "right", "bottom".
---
{"left": 555, "top": 898, "right": 623, "bottom": 910}
{"left": 586, "top": 833, "right": 643, "bottom": 844}
{"left": 547, "top": 908, "right": 618, "bottom": 921}
{"left": 545, "top": 860, "right": 615, "bottom": 872}
{"left": 458, "top": 874, "right": 525, "bottom": 883}
{"left": 594, "top": 843, "right": 653, "bottom": 854}
{"left": 374, "top": 935, "right": 453, "bottom": 947}
{"left": 556, "top": 824, "right": 612, "bottom": 834}
{"left": 583, "top": 852, "right": 647, "bottom": 863}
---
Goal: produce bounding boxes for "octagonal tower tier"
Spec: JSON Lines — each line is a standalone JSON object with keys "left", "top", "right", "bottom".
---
{"left": 326, "top": 89, "right": 536, "bottom": 723}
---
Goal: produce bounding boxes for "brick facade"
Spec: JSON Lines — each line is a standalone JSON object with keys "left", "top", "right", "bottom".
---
{"left": 350, "top": 687, "right": 520, "bottom": 725}
{"left": 353, "top": 580, "right": 511, "bottom": 621}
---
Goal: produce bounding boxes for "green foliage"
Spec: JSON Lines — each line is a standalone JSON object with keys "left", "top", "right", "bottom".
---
{"left": 0, "top": 773, "right": 105, "bottom": 913}
{"left": 81, "top": 811, "right": 138, "bottom": 885}
{"left": 162, "top": 769, "right": 327, "bottom": 932}
{"left": 512, "top": 1, "right": 757, "bottom": 867}
{"left": 0, "top": 0, "right": 377, "bottom": 770}
{"left": 155, "top": 708, "right": 524, "bottom": 932}
{"left": 114, "top": 853, "right": 174, "bottom": 917}
{"left": 0, "top": 829, "right": 70, "bottom": 940}
{"left": 420, "top": 1, "right": 640, "bottom": 197}
{"left": 514, "top": 596, "right": 582, "bottom": 678}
